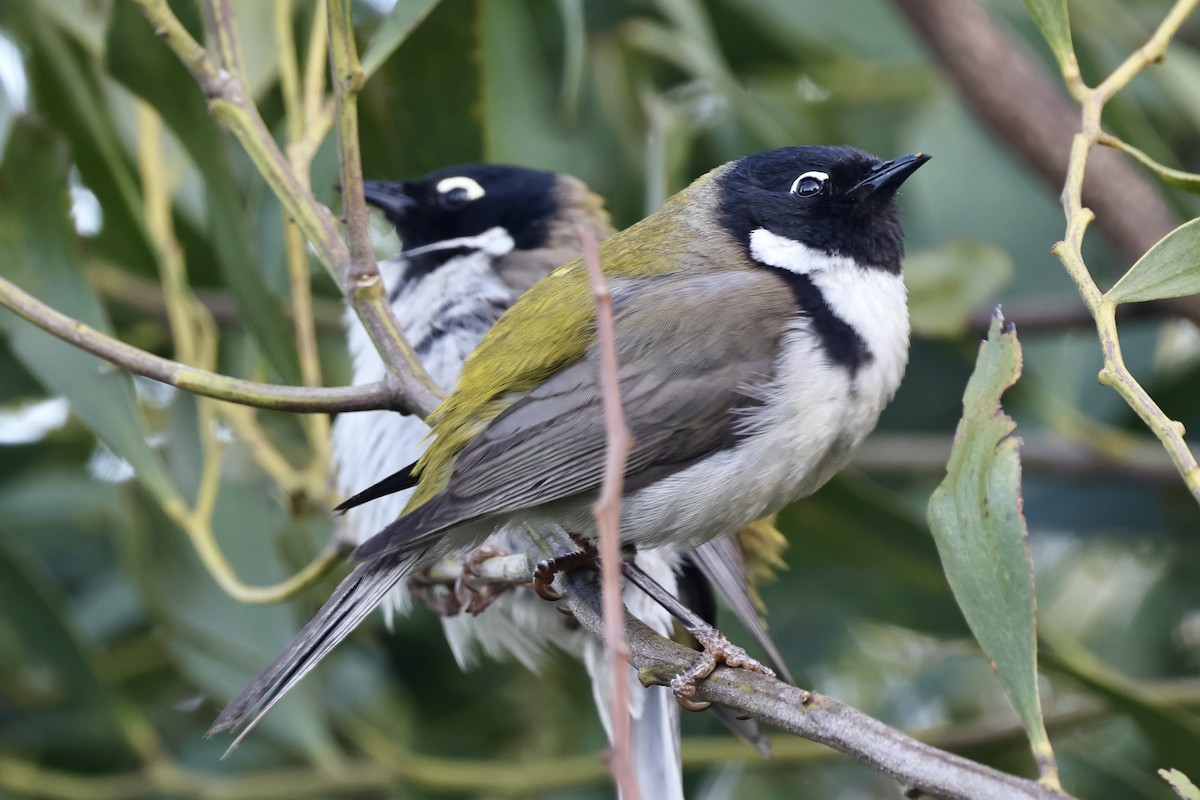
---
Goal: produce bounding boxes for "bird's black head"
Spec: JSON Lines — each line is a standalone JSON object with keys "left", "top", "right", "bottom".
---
{"left": 716, "top": 145, "right": 929, "bottom": 274}
{"left": 362, "top": 164, "right": 560, "bottom": 256}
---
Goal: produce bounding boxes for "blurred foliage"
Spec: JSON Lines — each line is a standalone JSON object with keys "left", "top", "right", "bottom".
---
{"left": 0, "top": 0, "right": 1198, "bottom": 798}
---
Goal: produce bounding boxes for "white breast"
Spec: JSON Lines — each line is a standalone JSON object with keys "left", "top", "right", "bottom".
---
{"left": 606, "top": 229, "right": 910, "bottom": 549}
{"left": 332, "top": 250, "right": 514, "bottom": 560}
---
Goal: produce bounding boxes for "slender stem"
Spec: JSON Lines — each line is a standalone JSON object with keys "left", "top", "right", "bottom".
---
{"left": 1047, "top": 0, "right": 1200, "bottom": 507}
{"left": 578, "top": 225, "right": 639, "bottom": 800}
{"left": 0, "top": 274, "right": 401, "bottom": 412}
{"left": 322, "top": 0, "right": 443, "bottom": 414}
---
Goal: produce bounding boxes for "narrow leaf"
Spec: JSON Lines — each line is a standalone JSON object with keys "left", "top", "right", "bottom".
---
{"left": 0, "top": 121, "right": 180, "bottom": 507}
{"left": 1109, "top": 138, "right": 1200, "bottom": 194}
{"left": 1021, "top": 0, "right": 1077, "bottom": 76}
{"left": 927, "top": 311, "right": 1057, "bottom": 776}
{"left": 361, "top": 0, "right": 444, "bottom": 79}
{"left": 1162, "top": 769, "right": 1200, "bottom": 800}
{"left": 1106, "top": 217, "right": 1200, "bottom": 303}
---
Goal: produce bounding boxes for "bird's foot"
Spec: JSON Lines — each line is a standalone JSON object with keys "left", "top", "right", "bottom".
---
{"left": 455, "top": 544, "right": 511, "bottom": 615}
{"left": 671, "top": 626, "right": 775, "bottom": 711}
{"left": 532, "top": 535, "right": 598, "bottom": 601}
{"left": 408, "top": 568, "right": 462, "bottom": 616}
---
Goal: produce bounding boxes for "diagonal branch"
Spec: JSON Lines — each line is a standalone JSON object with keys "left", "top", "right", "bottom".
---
{"left": 0, "top": 273, "right": 401, "bottom": 413}
{"left": 559, "top": 564, "right": 1074, "bottom": 800}
{"left": 131, "top": 0, "right": 443, "bottom": 418}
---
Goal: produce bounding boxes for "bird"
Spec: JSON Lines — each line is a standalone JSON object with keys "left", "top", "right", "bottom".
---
{"left": 214, "top": 146, "right": 929, "bottom": 768}
{"left": 327, "top": 162, "right": 789, "bottom": 797}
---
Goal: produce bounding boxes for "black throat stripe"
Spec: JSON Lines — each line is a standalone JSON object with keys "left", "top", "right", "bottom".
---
{"left": 771, "top": 268, "right": 871, "bottom": 373}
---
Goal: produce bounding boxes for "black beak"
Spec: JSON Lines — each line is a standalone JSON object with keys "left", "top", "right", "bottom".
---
{"left": 361, "top": 180, "right": 417, "bottom": 216}
{"left": 852, "top": 153, "right": 931, "bottom": 196}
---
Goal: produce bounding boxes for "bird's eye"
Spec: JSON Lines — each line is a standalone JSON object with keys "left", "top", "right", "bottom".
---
{"left": 789, "top": 170, "right": 829, "bottom": 198}
{"left": 436, "top": 176, "right": 485, "bottom": 210}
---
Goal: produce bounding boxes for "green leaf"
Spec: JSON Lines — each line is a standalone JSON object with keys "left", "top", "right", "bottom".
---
{"left": 1106, "top": 217, "right": 1200, "bottom": 303}
{"left": 104, "top": 3, "right": 302, "bottom": 384}
{"left": 360, "top": 0, "right": 444, "bottom": 79}
{"left": 1020, "top": 0, "right": 1077, "bottom": 76}
{"left": 1162, "top": 769, "right": 1200, "bottom": 800}
{"left": 361, "top": 0, "right": 484, "bottom": 176}
{"left": 125, "top": 394, "right": 338, "bottom": 759}
{"left": 1109, "top": 138, "right": 1200, "bottom": 194}
{"left": 0, "top": 120, "right": 181, "bottom": 507}
{"left": 927, "top": 312, "right": 1056, "bottom": 773}
{"left": 0, "top": 537, "right": 129, "bottom": 758}
{"left": 906, "top": 243, "right": 1013, "bottom": 339}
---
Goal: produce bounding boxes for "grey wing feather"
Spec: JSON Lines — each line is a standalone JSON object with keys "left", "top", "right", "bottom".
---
{"left": 690, "top": 538, "right": 794, "bottom": 685}
{"left": 427, "top": 270, "right": 795, "bottom": 533}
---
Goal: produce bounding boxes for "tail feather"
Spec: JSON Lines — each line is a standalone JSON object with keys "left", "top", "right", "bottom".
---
{"left": 333, "top": 461, "right": 420, "bottom": 515}
{"left": 209, "top": 552, "right": 420, "bottom": 751}
{"left": 630, "top": 685, "right": 685, "bottom": 800}
{"left": 690, "top": 538, "right": 794, "bottom": 685}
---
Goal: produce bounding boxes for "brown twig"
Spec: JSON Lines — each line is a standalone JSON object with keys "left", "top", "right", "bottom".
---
{"left": 554, "top": 564, "right": 1074, "bottom": 800}
{"left": 578, "top": 225, "right": 640, "bottom": 800}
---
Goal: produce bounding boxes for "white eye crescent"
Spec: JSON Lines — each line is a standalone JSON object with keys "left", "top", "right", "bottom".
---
{"left": 435, "top": 176, "right": 486, "bottom": 203}
{"left": 789, "top": 170, "right": 829, "bottom": 197}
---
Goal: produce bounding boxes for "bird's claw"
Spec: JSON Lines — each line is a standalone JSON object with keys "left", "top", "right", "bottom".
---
{"left": 531, "top": 537, "right": 599, "bottom": 602}
{"left": 409, "top": 545, "right": 514, "bottom": 616}
{"left": 454, "top": 544, "right": 509, "bottom": 615}
{"left": 671, "top": 627, "right": 774, "bottom": 710}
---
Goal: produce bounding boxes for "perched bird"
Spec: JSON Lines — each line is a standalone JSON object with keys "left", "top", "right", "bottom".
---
{"left": 216, "top": 146, "right": 928, "bottom": 766}
{"left": 328, "top": 163, "right": 785, "bottom": 797}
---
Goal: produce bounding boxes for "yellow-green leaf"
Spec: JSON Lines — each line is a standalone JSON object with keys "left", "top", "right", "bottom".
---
{"left": 927, "top": 312, "right": 1057, "bottom": 777}
{"left": 1106, "top": 217, "right": 1200, "bottom": 304}
{"left": 1021, "top": 0, "right": 1078, "bottom": 77}
{"left": 1110, "top": 138, "right": 1200, "bottom": 194}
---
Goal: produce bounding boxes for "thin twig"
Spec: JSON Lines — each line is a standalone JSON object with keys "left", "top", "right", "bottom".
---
{"left": 578, "top": 225, "right": 640, "bottom": 799}
{"left": 0, "top": 274, "right": 402, "bottom": 413}
{"left": 130, "top": 0, "right": 443, "bottom": 418}
{"left": 1043, "top": 0, "right": 1200, "bottom": 506}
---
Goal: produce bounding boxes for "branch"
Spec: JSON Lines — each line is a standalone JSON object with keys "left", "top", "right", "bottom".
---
{"left": 131, "top": 0, "right": 443, "bottom": 418}
{"left": 324, "top": 0, "right": 445, "bottom": 412}
{"left": 556, "top": 562, "right": 1073, "bottom": 800}
{"left": 1044, "top": 0, "right": 1200, "bottom": 506}
{"left": 578, "top": 225, "right": 639, "bottom": 798}
{"left": 894, "top": 0, "right": 1200, "bottom": 505}
{"left": 889, "top": 0, "right": 1180, "bottom": 263}
{"left": 0, "top": 273, "right": 401, "bottom": 413}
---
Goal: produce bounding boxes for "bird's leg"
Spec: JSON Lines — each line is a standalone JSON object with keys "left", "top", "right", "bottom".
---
{"left": 532, "top": 535, "right": 599, "bottom": 601}
{"left": 620, "top": 560, "right": 774, "bottom": 710}
{"left": 407, "top": 567, "right": 463, "bottom": 617}
{"left": 455, "top": 544, "right": 512, "bottom": 615}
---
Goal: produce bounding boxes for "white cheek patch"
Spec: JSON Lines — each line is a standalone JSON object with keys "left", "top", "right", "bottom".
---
{"left": 402, "top": 226, "right": 515, "bottom": 259}
{"left": 435, "top": 176, "right": 485, "bottom": 200}
{"left": 748, "top": 227, "right": 839, "bottom": 275}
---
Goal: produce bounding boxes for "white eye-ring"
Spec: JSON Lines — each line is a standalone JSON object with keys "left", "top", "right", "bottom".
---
{"left": 789, "top": 170, "right": 829, "bottom": 197}
{"left": 436, "top": 176, "right": 486, "bottom": 205}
